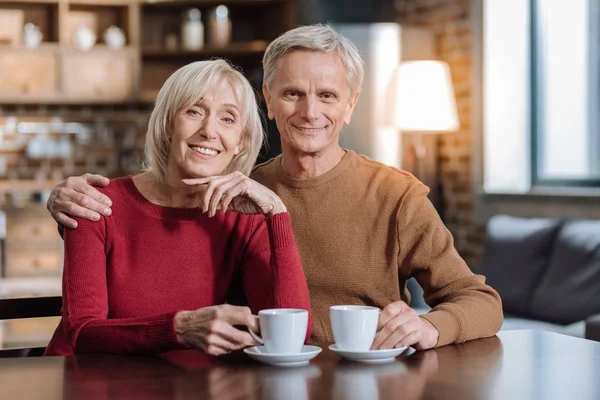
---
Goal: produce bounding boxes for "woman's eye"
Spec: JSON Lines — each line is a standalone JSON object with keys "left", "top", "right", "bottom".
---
{"left": 187, "top": 109, "right": 201, "bottom": 116}
{"left": 222, "top": 117, "right": 235, "bottom": 123}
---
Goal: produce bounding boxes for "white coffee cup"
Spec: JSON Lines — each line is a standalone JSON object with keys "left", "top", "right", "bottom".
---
{"left": 249, "top": 308, "right": 308, "bottom": 354}
{"left": 330, "top": 305, "right": 380, "bottom": 351}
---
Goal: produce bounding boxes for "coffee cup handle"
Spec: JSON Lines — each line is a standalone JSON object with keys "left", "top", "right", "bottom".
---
{"left": 248, "top": 315, "right": 264, "bottom": 344}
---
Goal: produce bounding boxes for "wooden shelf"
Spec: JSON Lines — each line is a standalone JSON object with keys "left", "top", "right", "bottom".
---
{"left": 141, "top": 0, "right": 283, "bottom": 7}
{"left": 0, "top": 180, "right": 62, "bottom": 192}
{"left": 0, "top": 0, "right": 294, "bottom": 105}
{"left": 68, "top": 0, "right": 135, "bottom": 5}
{"left": 142, "top": 40, "right": 268, "bottom": 58}
{"left": 0, "top": 0, "right": 59, "bottom": 4}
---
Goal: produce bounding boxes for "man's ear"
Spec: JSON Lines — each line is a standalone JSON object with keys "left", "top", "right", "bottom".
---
{"left": 262, "top": 84, "right": 274, "bottom": 120}
{"left": 343, "top": 91, "right": 361, "bottom": 125}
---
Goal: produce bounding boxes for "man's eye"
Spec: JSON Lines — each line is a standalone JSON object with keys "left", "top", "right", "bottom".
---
{"left": 286, "top": 91, "right": 300, "bottom": 98}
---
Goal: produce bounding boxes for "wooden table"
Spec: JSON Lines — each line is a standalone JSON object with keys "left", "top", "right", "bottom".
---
{"left": 1, "top": 330, "right": 599, "bottom": 400}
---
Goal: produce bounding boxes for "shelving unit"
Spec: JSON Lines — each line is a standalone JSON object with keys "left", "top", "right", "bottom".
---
{"left": 0, "top": 0, "right": 295, "bottom": 105}
{"left": 141, "top": 40, "right": 269, "bottom": 58}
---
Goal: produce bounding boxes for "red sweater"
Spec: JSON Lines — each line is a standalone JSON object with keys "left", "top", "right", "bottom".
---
{"left": 45, "top": 176, "right": 312, "bottom": 356}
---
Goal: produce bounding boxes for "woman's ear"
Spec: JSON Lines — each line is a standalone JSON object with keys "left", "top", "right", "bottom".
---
{"left": 233, "top": 138, "right": 243, "bottom": 156}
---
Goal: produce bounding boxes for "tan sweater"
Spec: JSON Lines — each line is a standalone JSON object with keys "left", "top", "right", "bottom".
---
{"left": 251, "top": 150, "right": 503, "bottom": 347}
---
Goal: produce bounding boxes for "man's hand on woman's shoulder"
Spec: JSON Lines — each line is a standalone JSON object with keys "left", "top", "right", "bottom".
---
{"left": 47, "top": 173, "right": 113, "bottom": 229}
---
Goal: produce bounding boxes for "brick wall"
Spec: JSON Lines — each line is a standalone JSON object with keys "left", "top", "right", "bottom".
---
{"left": 396, "top": 0, "right": 485, "bottom": 268}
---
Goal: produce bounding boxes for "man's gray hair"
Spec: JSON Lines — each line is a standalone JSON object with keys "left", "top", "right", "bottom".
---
{"left": 262, "top": 24, "right": 365, "bottom": 95}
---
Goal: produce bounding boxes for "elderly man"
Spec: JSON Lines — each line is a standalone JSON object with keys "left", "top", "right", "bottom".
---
{"left": 47, "top": 24, "right": 502, "bottom": 350}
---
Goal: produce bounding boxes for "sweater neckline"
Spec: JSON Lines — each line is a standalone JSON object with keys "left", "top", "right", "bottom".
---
{"left": 274, "top": 149, "right": 357, "bottom": 188}
{"left": 118, "top": 176, "right": 208, "bottom": 221}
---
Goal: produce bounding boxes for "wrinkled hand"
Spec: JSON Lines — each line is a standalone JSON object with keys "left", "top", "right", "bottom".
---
{"left": 372, "top": 301, "right": 439, "bottom": 351}
{"left": 182, "top": 172, "right": 287, "bottom": 217}
{"left": 47, "top": 173, "right": 113, "bottom": 228}
{"left": 174, "top": 304, "right": 260, "bottom": 356}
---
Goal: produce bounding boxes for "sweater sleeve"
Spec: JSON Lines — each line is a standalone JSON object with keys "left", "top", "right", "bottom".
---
{"left": 397, "top": 183, "right": 503, "bottom": 347}
{"left": 240, "top": 212, "right": 313, "bottom": 341}
{"left": 60, "top": 217, "right": 183, "bottom": 355}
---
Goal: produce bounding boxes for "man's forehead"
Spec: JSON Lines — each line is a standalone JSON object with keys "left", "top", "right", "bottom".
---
{"left": 274, "top": 51, "right": 347, "bottom": 81}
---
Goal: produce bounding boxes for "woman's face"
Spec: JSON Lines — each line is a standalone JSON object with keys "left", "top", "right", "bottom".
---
{"left": 166, "top": 80, "right": 244, "bottom": 180}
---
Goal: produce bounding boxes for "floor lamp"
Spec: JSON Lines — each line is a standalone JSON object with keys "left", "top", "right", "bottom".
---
{"left": 394, "top": 60, "right": 460, "bottom": 218}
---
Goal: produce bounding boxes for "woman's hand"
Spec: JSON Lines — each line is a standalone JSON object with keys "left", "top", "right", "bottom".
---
{"left": 174, "top": 304, "right": 260, "bottom": 356}
{"left": 182, "top": 172, "right": 287, "bottom": 217}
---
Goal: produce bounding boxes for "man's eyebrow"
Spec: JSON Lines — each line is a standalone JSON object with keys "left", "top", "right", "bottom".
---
{"left": 279, "top": 86, "right": 304, "bottom": 94}
{"left": 319, "top": 88, "right": 341, "bottom": 95}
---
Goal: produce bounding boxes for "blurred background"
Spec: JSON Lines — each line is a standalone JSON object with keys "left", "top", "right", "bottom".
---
{"left": 0, "top": 0, "right": 599, "bottom": 350}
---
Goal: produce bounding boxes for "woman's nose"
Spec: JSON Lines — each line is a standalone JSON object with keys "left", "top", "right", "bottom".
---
{"left": 199, "top": 115, "right": 219, "bottom": 139}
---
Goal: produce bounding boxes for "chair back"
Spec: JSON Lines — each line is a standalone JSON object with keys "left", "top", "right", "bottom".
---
{"left": 0, "top": 296, "right": 62, "bottom": 357}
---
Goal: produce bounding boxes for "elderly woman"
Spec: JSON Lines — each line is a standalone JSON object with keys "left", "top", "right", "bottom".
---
{"left": 44, "top": 59, "right": 311, "bottom": 356}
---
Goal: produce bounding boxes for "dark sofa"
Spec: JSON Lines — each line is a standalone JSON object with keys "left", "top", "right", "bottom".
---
{"left": 409, "top": 215, "right": 600, "bottom": 341}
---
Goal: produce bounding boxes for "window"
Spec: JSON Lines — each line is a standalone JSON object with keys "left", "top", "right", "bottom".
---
{"left": 532, "top": 0, "right": 600, "bottom": 186}
{"left": 483, "top": 0, "right": 600, "bottom": 193}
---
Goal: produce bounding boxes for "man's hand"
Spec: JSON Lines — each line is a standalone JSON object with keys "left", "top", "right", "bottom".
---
{"left": 47, "top": 173, "right": 113, "bottom": 229}
{"left": 372, "top": 301, "right": 439, "bottom": 351}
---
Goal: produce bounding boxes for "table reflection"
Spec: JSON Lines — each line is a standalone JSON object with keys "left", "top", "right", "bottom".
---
{"left": 57, "top": 337, "right": 504, "bottom": 400}
{"left": 331, "top": 349, "right": 437, "bottom": 400}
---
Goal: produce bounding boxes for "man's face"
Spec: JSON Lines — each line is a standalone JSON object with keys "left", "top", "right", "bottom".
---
{"left": 263, "top": 50, "right": 359, "bottom": 157}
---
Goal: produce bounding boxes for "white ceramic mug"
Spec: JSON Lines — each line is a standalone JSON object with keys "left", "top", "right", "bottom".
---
{"left": 249, "top": 309, "right": 308, "bottom": 354}
{"left": 330, "top": 305, "right": 380, "bottom": 351}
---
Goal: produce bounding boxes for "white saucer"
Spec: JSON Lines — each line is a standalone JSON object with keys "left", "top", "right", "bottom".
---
{"left": 329, "top": 344, "right": 407, "bottom": 364}
{"left": 244, "top": 345, "right": 322, "bottom": 367}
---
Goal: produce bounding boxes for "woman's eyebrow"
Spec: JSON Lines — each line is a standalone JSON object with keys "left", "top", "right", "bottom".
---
{"left": 223, "top": 103, "right": 240, "bottom": 111}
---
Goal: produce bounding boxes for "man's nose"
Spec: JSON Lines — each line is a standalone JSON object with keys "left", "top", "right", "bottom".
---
{"left": 299, "top": 97, "right": 319, "bottom": 121}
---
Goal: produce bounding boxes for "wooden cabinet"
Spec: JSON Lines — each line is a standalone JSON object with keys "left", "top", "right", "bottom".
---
{"left": 0, "top": 9, "right": 24, "bottom": 46}
{"left": 0, "top": 0, "right": 140, "bottom": 104}
{"left": 0, "top": 45, "right": 139, "bottom": 103}
{"left": 0, "top": 0, "right": 296, "bottom": 105}
{"left": 0, "top": 49, "right": 59, "bottom": 97}
{"left": 4, "top": 246, "right": 63, "bottom": 278}
{"left": 3, "top": 205, "right": 63, "bottom": 279}
{"left": 62, "top": 47, "right": 137, "bottom": 102}
{"left": 0, "top": 205, "right": 63, "bottom": 349}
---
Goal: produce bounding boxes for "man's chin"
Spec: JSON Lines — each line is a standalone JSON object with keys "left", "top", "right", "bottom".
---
{"left": 286, "top": 141, "right": 335, "bottom": 156}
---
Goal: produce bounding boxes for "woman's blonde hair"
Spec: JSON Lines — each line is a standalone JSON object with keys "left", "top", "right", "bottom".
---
{"left": 143, "top": 59, "right": 264, "bottom": 183}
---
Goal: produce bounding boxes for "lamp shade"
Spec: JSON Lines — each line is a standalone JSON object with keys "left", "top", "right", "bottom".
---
{"left": 394, "top": 60, "right": 460, "bottom": 132}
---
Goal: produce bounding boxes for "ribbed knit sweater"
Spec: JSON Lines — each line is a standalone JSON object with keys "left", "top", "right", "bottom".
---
{"left": 251, "top": 150, "right": 503, "bottom": 347}
{"left": 45, "top": 176, "right": 311, "bottom": 356}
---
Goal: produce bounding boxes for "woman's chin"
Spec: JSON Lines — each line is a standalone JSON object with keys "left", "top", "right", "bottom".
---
{"left": 182, "top": 168, "right": 225, "bottom": 179}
